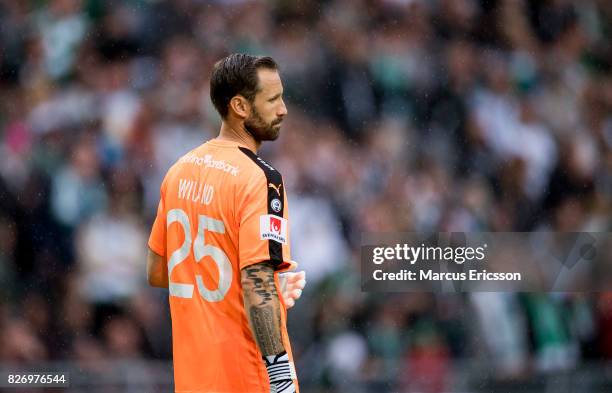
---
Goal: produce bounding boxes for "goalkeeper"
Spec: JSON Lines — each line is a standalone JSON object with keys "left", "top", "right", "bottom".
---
{"left": 147, "top": 54, "right": 304, "bottom": 392}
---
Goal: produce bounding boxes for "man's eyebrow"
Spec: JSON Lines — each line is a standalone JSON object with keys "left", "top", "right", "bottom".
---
{"left": 269, "top": 93, "right": 282, "bottom": 100}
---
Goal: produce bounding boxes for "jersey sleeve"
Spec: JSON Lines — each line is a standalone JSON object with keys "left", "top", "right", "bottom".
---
{"left": 238, "top": 170, "right": 292, "bottom": 271}
{"left": 148, "top": 177, "right": 167, "bottom": 256}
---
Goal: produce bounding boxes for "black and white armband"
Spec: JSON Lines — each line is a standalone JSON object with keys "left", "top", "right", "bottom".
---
{"left": 263, "top": 351, "right": 297, "bottom": 393}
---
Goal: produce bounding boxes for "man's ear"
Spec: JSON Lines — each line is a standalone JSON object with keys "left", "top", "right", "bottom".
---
{"left": 229, "top": 95, "right": 250, "bottom": 119}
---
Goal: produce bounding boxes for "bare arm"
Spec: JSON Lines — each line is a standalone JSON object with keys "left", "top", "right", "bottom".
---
{"left": 242, "top": 262, "right": 296, "bottom": 390}
{"left": 241, "top": 262, "right": 284, "bottom": 355}
{"left": 147, "top": 248, "right": 168, "bottom": 288}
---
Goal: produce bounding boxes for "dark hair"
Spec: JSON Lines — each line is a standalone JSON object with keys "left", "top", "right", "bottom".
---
{"left": 210, "top": 54, "right": 278, "bottom": 119}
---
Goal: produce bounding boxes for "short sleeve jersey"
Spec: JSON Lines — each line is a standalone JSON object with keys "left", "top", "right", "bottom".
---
{"left": 148, "top": 139, "right": 297, "bottom": 393}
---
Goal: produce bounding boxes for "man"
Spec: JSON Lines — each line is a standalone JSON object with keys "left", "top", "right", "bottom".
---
{"left": 147, "top": 54, "right": 305, "bottom": 393}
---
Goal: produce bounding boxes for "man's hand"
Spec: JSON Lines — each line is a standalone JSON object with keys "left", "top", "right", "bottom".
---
{"left": 279, "top": 271, "right": 306, "bottom": 309}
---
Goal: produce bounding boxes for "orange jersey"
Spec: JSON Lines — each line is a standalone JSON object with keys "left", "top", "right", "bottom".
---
{"left": 148, "top": 139, "right": 298, "bottom": 393}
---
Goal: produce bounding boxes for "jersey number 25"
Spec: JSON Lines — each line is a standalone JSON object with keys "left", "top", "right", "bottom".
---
{"left": 166, "top": 208, "right": 232, "bottom": 302}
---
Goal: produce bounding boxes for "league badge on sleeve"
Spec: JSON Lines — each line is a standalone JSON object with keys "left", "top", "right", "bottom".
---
{"left": 260, "top": 214, "right": 288, "bottom": 244}
{"left": 271, "top": 198, "right": 282, "bottom": 213}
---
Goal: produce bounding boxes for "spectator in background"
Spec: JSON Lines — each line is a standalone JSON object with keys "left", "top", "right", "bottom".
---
{"left": 34, "top": 0, "right": 89, "bottom": 79}
{"left": 76, "top": 168, "right": 146, "bottom": 305}
{"left": 50, "top": 135, "right": 106, "bottom": 228}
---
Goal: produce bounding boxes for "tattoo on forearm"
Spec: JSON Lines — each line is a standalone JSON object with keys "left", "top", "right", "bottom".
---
{"left": 245, "top": 264, "right": 276, "bottom": 306}
{"left": 243, "top": 263, "right": 284, "bottom": 356}
{"left": 249, "top": 305, "right": 283, "bottom": 355}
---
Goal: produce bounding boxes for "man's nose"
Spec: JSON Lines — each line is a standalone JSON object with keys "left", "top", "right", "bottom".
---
{"left": 278, "top": 99, "right": 288, "bottom": 116}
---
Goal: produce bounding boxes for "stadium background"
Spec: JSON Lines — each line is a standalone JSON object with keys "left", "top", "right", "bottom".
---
{"left": 0, "top": 0, "right": 611, "bottom": 392}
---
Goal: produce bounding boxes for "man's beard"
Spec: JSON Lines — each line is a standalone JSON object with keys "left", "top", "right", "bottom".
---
{"left": 244, "top": 107, "right": 282, "bottom": 142}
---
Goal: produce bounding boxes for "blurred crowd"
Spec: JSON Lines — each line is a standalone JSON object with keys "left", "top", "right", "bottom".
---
{"left": 0, "top": 0, "right": 611, "bottom": 392}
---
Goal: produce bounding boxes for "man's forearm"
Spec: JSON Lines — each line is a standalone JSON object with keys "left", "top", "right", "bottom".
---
{"left": 242, "top": 263, "right": 284, "bottom": 355}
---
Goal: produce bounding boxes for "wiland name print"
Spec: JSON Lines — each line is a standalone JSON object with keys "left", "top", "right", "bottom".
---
{"left": 178, "top": 178, "right": 214, "bottom": 205}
